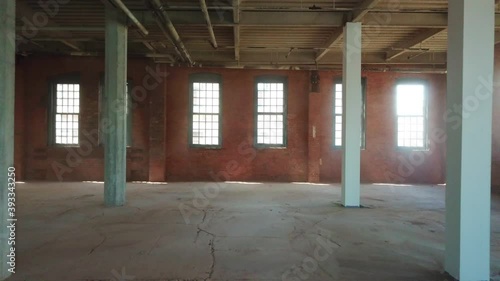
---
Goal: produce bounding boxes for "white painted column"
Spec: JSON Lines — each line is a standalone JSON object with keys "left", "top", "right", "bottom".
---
{"left": 445, "top": 1, "right": 494, "bottom": 280}
{"left": 0, "top": 0, "right": 15, "bottom": 279}
{"left": 341, "top": 22, "right": 362, "bottom": 207}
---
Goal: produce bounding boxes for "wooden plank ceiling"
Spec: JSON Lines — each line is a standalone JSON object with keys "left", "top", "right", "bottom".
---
{"left": 14, "top": 0, "right": 500, "bottom": 69}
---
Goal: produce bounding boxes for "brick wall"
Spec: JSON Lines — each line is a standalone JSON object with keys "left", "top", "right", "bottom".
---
{"left": 164, "top": 67, "right": 447, "bottom": 184}
{"left": 15, "top": 56, "right": 165, "bottom": 182}
{"left": 315, "top": 71, "right": 447, "bottom": 184}
{"left": 13, "top": 55, "right": 500, "bottom": 186}
{"left": 165, "top": 68, "right": 309, "bottom": 182}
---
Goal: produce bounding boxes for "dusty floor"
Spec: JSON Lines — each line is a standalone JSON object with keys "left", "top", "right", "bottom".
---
{"left": 6, "top": 182, "right": 500, "bottom": 281}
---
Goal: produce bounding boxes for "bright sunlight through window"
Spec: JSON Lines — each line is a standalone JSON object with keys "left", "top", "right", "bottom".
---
{"left": 55, "top": 83, "right": 80, "bottom": 145}
{"left": 192, "top": 82, "right": 221, "bottom": 146}
{"left": 396, "top": 83, "right": 426, "bottom": 148}
{"left": 256, "top": 82, "right": 285, "bottom": 146}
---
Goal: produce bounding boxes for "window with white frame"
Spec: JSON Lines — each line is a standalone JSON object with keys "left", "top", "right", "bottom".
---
{"left": 51, "top": 78, "right": 80, "bottom": 145}
{"left": 255, "top": 77, "right": 287, "bottom": 147}
{"left": 190, "top": 73, "right": 222, "bottom": 147}
{"left": 396, "top": 81, "right": 427, "bottom": 149}
{"left": 333, "top": 79, "right": 366, "bottom": 148}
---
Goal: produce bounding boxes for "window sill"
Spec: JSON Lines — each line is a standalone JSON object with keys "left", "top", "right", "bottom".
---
{"left": 255, "top": 145, "right": 287, "bottom": 150}
{"left": 189, "top": 146, "right": 223, "bottom": 150}
{"left": 396, "top": 147, "right": 430, "bottom": 152}
{"left": 331, "top": 146, "right": 366, "bottom": 151}
{"left": 50, "top": 144, "right": 81, "bottom": 148}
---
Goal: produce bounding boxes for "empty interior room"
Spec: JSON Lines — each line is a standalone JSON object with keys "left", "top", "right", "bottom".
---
{"left": 1, "top": 0, "right": 500, "bottom": 280}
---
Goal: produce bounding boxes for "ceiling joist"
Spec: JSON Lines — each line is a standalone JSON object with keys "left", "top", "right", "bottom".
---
{"left": 315, "top": 28, "right": 344, "bottom": 62}
{"left": 13, "top": 0, "right": 499, "bottom": 68}
{"left": 351, "top": 0, "right": 383, "bottom": 22}
{"left": 200, "top": 0, "right": 218, "bottom": 49}
{"left": 386, "top": 28, "right": 445, "bottom": 61}
{"left": 16, "top": 0, "right": 84, "bottom": 51}
{"left": 233, "top": 0, "right": 241, "bottom": 62}
{"left": 316, "top": 0, "right": 382, "bottom": 62}
{"left": 17, "top": 12, "right": 500, "bottom": 30}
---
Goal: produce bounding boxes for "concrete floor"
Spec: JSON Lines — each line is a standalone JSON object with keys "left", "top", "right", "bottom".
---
{"left": 6, "top": 182, "right": 500, "bottom": 281}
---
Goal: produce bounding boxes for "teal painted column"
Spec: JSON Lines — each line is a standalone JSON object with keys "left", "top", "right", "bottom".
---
{"left": 341, "top": 22, "right": 362, "bottom": 207}
{"left": 445, "top": 0, "right": 494, "bottom": 280}
{"left": 0, "top": 0, "right": 15, "bottom": 279}
{"left": 104, "top": 6, "right": 128, "bottom": 206}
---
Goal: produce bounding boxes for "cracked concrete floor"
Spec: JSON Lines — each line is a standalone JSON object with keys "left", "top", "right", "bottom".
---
{"left": 6, "top": 182, "right": 500, "bottom": 281}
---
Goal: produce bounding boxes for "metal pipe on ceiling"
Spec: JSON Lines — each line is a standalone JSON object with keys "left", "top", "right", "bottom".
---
{"left": 233, "top": 0, "right": 241, "bottom": 62}
{"left": 153, "top": 16, "right": 185, "bottom": 62}
{"left": 108, "top": 0, "right": 149, "bottom": 36}
{"left": 362, "top": 68, "right": 446, "bottom": 74}
{"left": 149, "top": 60, "right": 446, "bottom": 74}
{"left": 200, "top": 0, "right": 218, "bottom": 49}
{"left": 406, "top": 50, "right": 430, "bottom": 61}
{"left": 59, "top": 51, "right": 177, "bottom": 59}
{"left": 149, "top": 0, "right": 194, "bottom": 65}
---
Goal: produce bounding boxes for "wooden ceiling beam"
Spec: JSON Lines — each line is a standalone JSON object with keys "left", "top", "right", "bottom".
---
{"left": 233, "top": 0, "right": 241, "bottom": 62}
{"left": 316, "top": 0, "right": 382, "bottom": 62}
{"left": 16, "top": 1, "right": 84, "bottom": 51}
{"left": 386, "top": 28, "right": 445, "bottom": 61}
{"left": 351, "top": 0, "right": 383, "bottom": 22}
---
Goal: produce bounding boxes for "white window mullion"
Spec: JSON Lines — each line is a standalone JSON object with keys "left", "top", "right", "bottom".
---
{"left": 191, "top": 81, "right": 221, "bottom": 147}
{"left": 55, "top": 83, "right": 80, "bottom": 145}
{"left": 333, "top": 80, "right": 365, "bottom": 148}
{"left": 256, "top": 81, "right": 285, "bottom": 146}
